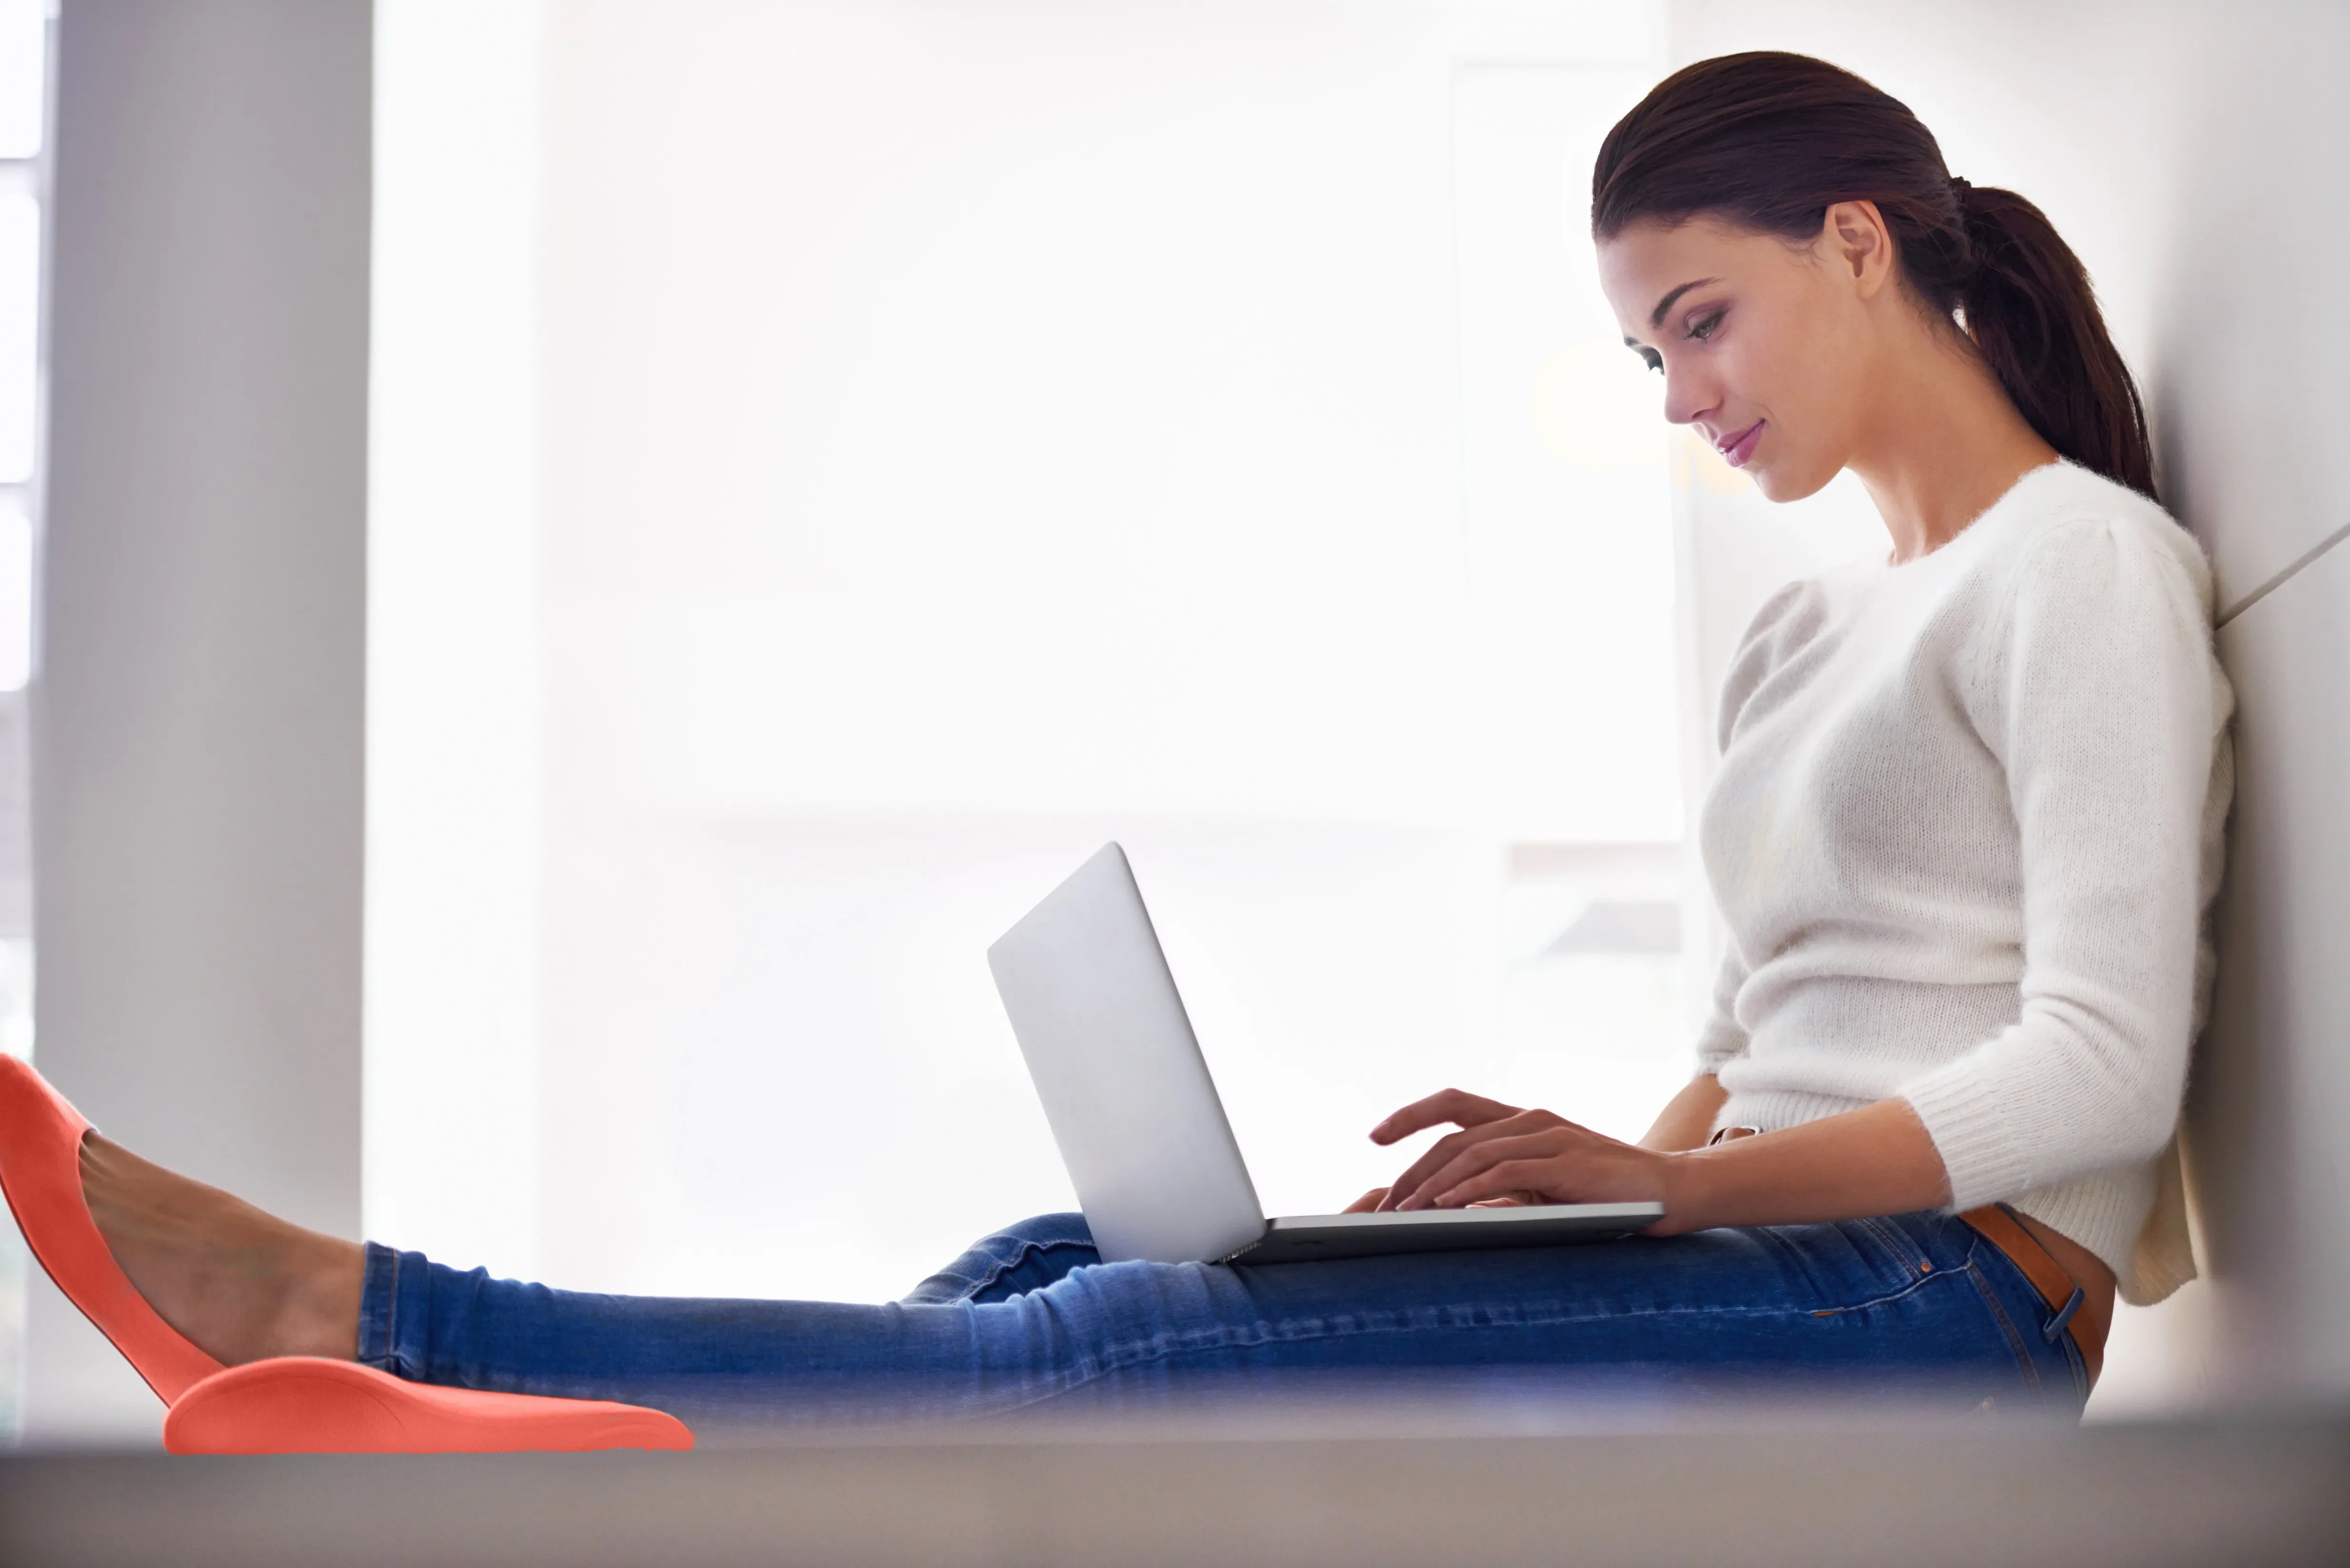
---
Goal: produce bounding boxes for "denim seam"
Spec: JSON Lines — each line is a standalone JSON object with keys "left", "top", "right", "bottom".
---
{"left": 1744, "top": 1217, "right": 1933, "bottom": 1319}
{"left": 1764, "top": 1260, "right": 1961, "bottom": 1322}
{"left": 1853, "top": 1215, "right": 1931, "bottom": 1277}
{"left": 384, "top": 1248, "right": 406, "bottom": 1380}
{"left": 383, "top": 1248, "right": 428, "bottom": 1384}
{"left": 1052, "top": 1272, "right": 1979, "bottom": 1388}
{"left": 356, "top": 1242, "right": 402, "bottom": 1377}
{"left": 1961, "top": 1241, "right": 2042, "bottom": 1391}
{"left": 1970, "top": 1232, "right": 2087, "bottom": 1400}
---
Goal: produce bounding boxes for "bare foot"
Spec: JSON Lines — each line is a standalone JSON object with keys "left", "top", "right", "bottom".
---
{"left": 78, "top": 1133, "right": 363, "bottom": 1366}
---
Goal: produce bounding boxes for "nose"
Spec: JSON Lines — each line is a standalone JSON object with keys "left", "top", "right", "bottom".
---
{"left": 1659, "top": 364, "right": 1717, "bottom": 429}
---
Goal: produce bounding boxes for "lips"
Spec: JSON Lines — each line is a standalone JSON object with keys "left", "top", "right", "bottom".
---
{"left": 1714, "top": 419, "right": 1766, "bottom": 468}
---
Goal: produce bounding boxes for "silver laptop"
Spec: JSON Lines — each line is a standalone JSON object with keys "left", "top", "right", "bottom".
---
{"left": 987, "top": 843, "right": 1663, "bottom": 1265}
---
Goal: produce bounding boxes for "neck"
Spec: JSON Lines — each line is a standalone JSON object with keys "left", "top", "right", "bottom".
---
{"left": 1846, "top": 324, "right": 2060, "bottom": 564}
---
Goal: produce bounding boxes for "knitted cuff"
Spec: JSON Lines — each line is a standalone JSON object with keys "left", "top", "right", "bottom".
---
{"left": 1898, "top": 1061, "right": 2034, "bottom": 1212}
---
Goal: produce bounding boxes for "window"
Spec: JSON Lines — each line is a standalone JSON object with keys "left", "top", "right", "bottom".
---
{"left": 371, "top": 1, "right": 1690, "bottom": 1306}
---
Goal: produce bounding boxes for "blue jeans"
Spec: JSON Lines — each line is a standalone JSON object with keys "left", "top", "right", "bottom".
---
{"left": 357, "top": 1211, "right": 2089, "bottom": 1430}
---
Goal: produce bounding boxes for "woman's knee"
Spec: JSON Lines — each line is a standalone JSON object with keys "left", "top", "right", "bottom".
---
{"left": 989, "top": 1212, "right": 1094, "bottom": 1249}
{"left": 900, "top": 1213, "right": 1098, "bottom": 1306}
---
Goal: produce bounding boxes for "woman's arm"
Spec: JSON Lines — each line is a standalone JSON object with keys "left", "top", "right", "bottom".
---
{"left": 1654, "top": 1098, "right": 1951, "bottom": 1230}
{"left": 1365, "top": 1088, "right": 1950, "bottom": 1235}
{"left": 1638, "top": 1074, "right": 1727, "bottom": 1153}
{"left": 1894, "top": 518, "right": 2225, "bottom": 1210}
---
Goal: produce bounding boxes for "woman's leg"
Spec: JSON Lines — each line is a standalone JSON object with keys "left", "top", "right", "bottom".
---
{"left": 357, "top": 1209, "right": 2087, "bottom": 1429}
{"left": 897, "top": 1212, "right": 1100, "bottom": 1306}
{"left": 63, "top": 1127, "right": 2085, "bottom": 1428}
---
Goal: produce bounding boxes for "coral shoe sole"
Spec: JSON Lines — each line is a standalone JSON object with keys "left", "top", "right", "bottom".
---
{"left": 1, "top": 1056, "right": 694, "bottom": 1454}
{"left": 0, "top": 1055, "right": 225, "bottom": 1403}
{"left": 165, "top": 1357, "right": 694, "bottom": 1454}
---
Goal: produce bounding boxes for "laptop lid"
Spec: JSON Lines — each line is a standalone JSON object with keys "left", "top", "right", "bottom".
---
{"left": 987, "top": 843, "right": 1267, "bottom": 1265}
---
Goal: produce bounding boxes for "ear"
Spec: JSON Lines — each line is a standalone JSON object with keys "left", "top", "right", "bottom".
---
{"left": 1820, "top": 200, "right": 1896, "bottom": 300}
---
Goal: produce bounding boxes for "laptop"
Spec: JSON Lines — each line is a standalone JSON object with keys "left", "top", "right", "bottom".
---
{"left": 987, "top": 843, "right": 1663, "bottom": 1265}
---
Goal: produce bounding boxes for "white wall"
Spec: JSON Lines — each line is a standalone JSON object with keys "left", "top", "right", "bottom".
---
{"left": 2150, "top": 3, "right": 2350, "bottom": 1404}
{"left": 26, "top": 0, "right": 371, "bottom": 1445}
{"left": 1668, "top": 0, "right": 2350, "bottom": 1412}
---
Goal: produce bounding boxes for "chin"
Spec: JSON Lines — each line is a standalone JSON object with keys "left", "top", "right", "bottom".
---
{"left": 1751, "top": 456, "right": 1839, "bottom": 505}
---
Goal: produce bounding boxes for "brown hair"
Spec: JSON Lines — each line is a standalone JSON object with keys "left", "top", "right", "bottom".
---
{"left": 1591, "top": 51, "right": 2157, "bottom": 501}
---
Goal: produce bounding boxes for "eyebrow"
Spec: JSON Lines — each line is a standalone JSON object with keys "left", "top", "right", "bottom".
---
{"left": 1636, "top": 277, "right": 1720, "bottom": 335}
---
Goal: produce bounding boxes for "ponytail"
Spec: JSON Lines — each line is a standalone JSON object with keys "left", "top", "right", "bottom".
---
{"left": 1951, "top": 180, "right": 2156, "bottom": 499}
{"left": 1593, "top": 52, "right": 2158, "bottom": 501}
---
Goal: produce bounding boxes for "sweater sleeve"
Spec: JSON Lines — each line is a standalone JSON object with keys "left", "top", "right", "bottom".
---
{"left": 1897, "top": 515, "right": 2229, "bottom": 1209}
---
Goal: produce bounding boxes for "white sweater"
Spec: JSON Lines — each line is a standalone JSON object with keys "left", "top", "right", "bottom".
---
{"left": 1695, "top": 460, "right": 2233, "bottom": 1304}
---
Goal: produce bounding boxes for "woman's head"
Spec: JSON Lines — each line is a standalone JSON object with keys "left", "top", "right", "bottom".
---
{"left": 1590, "top": 51, "right": 2155, "bottom": 502}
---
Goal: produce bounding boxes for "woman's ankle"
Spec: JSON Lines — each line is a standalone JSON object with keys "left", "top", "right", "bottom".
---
{"left": 79, "top": 1132, "right": 365, "bottom": 1366}
{"left": 282, "top": 1235, "right": 366, "bottom": 1360}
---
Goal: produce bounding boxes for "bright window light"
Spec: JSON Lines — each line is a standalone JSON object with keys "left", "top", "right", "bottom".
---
{"left": 374, "top": 1, "right": 1683, "bottom": 1306}
{"left": 1450, "top": 62, "right": 1679, "bottom": 842}
{"left": 0, "top": 0, "right": 43, "bottom": 161}
{"left": 0, "top": 192, "right": 36, "bottom": 484}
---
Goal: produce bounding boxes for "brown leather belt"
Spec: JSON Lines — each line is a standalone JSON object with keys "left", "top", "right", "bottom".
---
{"left": 1959, "top": 1203, "right": 2100, "bottom": 1386}
{"left": 1707, "top": 1128, "right": 2100, "bottom": 1384}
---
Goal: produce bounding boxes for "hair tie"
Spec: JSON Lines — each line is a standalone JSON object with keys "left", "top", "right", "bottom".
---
{"left": 1949, "top": 175, "right": 1974, "bottom": 205}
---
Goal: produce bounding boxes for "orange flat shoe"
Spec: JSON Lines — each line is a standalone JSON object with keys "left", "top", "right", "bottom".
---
{"left": 164, "top": 1358, "right": 694, "bottom": 1454}
{"left": 2, "top": 1056, "right": 695, "bottom": 1454}
{"left": 0, "top": 1055, "right": 225, "bottom": 1403}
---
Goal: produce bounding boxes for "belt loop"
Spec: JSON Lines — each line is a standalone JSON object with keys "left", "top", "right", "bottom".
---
{"left": 2043, "top": 1285, "right": 2084, "bottom": 1344}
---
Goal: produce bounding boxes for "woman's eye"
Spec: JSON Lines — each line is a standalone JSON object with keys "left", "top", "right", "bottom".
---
{"left": 1635, "top": 347, "right": 1662, "bottom": 373}
{"left": 1687, "top": 310, "right": 1725, "bottom": 343}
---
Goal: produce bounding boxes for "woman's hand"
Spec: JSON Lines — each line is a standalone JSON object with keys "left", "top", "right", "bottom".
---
{"left": 1365, "top": 1089, "right": 1677, "bottom": 1222}
{"left": 1341, "top": 1184, "right": 1532, "bottom": 1214}
{"left": 1355, "top": 1087, "right": 1956, "bottom": 1238}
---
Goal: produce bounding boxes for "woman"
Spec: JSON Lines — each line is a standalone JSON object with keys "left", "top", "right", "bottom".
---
{"left": 5, "top": 52, "right": 2230, "bottom": 1426}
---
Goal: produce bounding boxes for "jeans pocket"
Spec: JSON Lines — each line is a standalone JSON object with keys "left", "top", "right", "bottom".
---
{"left": 1851, "top": 1214, "right": 1935, "bottom": 1286}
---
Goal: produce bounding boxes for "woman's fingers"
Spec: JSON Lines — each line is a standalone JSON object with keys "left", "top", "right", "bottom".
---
{"left": 1374, "top": 1109, "right": 1567, "bottom": 1211}
{"left": 1400, "top": 1122, "right": 1671, "bottom": 1213}
{"left": 1342, "top": 1187, "right": 1390, "bottom": 1214}
{"left": 1369, "top": 1088, "right": 1523, "bottom": 1147}
{"left": 1373, "top": 1121, "right": 1509, "bottom": 1211}
{"left": 1435, "top": 1159, "right": 1566, "bottom": 1210}
{"left": 1392, "top": 1129, "right": 1574, "bottom": 1210}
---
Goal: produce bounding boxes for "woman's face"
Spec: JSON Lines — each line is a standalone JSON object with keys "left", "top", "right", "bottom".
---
{"left": 1597, "top": 211, "right": 1883, "bottom": 503}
